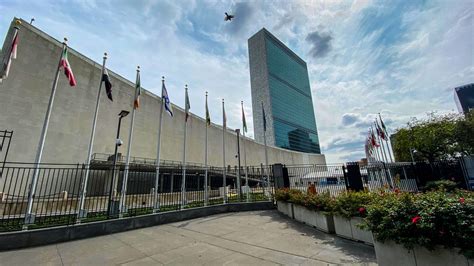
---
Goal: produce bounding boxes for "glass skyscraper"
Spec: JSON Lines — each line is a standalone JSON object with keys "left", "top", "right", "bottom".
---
{"left": 454, "top": 83, "right": 474, "bottom": 115}
{"left": 248, "top": 28, "right": 321, "bottom": 154}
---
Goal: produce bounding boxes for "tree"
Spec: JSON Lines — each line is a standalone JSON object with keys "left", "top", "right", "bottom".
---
{"left": 454, "top": 110, "right": 474, "bottom": 155}
{"left": 392, "top": 113, "right": 458, "bottom": 162}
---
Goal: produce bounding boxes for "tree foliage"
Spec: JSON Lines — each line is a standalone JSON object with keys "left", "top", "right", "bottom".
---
{"left": 392, "top": 111, "right": 474, "bottom": 162}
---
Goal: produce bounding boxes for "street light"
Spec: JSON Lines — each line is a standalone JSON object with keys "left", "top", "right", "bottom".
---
{"left": 107, "top": 110, "right": 129, "bottom": 217}
{"left": 235, "top": 129, "right": 242, "bottom": 200}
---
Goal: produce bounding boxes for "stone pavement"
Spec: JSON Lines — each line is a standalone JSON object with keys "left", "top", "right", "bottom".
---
{"left": 0, "top": 210, "right": 377, "bottom": 265}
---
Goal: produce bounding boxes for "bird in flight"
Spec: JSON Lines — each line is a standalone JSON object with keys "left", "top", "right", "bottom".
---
{"left": 224, "top": 12, "right": 235, "bottom": 21}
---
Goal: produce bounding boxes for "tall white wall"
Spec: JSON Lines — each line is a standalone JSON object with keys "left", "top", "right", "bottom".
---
{"left": 0, "top": 19, "right": 326, "bottom": 167}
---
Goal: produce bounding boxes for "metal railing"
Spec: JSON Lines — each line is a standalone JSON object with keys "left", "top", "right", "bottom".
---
{"left": 285, "top": 164, "right": 347, "bottom": 196}
{"left": 0, "top": 162, "right": 273, "bottom": 232}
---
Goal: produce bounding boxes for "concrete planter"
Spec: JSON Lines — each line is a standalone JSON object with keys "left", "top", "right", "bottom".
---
{"left": 333, "top": 215, "right": 352, "bottom": 239}
{"left": 292, "top": 204, "right": 334, "bottom": 233}
{"left": 333, "top": 216, "right": 373, "bottom": 245}
{"left": 374, "top": 241, "right": 472, "bottom": 266}
{"left": 276, "top": 201, "right": 293, "bottom": 218}
{"left": 350, "top": 217, "right": 373, "bottom": 245}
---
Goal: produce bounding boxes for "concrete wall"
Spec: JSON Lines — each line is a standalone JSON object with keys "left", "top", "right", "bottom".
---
{"left": 0, "top": 19, "right": 326, "bottom": 167}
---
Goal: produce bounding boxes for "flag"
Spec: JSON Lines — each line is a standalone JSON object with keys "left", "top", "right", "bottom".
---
{"left": 162, "top": 81, "right": 173, "bottom": 116}
{"left": 261, "top": 103, "right": 267, "bottom": 132}
{"left": 376, "top": 121, "right": 386, "bottom": 140}
{"left": 133, "top": 70, "right": 141, "bottom": 109}
{"left": 222, "top": 100, "right": 227, "bottom": 128}
{"left": 185, "top": 88, "right": 190, "bottom": 122}
{"left": 371, "top": 130, "right": 380, "bottom": 147}
{"left": 59, "top": 46, "right": 76, "bottom": 86}
{"left": 205, "top": 94, "right": 210, "bottom": 126}
{"left": 242, "top": 103, "right": 247, "bottom": 133}
{"left": 0, "top": 28, "right": 19, "bottom": 82}
{"left": 102, "top": 68, "right": 113, "bottom": 101}
{"left": 379, "top": 114, "right": 388, "bottom": 134}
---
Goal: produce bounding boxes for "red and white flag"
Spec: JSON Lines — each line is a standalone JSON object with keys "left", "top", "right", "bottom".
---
{"left": 59, "top": 46, "right": 76, "bottom": 86}
{"left": 0, "top": 29, "right": 19, "bottom": 82}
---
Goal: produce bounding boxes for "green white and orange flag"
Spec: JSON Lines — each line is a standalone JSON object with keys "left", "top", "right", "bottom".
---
{"left": 59, "top": 46, "right": 76, "bottom": 86}
{"left": 133, "top": 69, "right": 141, "bottom": 109}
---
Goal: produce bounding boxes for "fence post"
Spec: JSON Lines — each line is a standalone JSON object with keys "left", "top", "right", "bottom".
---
{"left": 345, "top": 162, "right": 364, "bottom": 192}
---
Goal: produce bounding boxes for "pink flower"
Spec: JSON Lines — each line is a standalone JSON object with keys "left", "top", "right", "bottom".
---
{"left": 358, "top": 207, "right": 366, "bottom": 215}
{"left": 459, "top": 197, "right": 465, "bottom": 204}
{"left": 411, "top": 216, "right": 421, "bottom": 224}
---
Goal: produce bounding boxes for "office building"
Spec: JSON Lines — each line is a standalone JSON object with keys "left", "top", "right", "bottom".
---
{"left": 248, "top": 28, "right": 321, "bottom": 154}
{"left": 454, "top": 83, "right": 474, "bottom": 114}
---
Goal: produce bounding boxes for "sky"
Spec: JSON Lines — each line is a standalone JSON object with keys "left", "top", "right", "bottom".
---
{"left": 1, "top": 0, "right": 473, "bottom": 163}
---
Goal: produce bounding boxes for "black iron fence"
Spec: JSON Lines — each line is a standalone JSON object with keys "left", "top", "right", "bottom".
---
{"left": 273, "top": 158, "right": 471, "bottom": 195}
{"left": 0, "top": 162, "right": 273, "bottom": 232}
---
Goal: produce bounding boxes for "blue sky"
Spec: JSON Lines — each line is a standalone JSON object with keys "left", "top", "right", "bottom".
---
{"left": 1, "top": 0, "right": 473, "bottom": 162}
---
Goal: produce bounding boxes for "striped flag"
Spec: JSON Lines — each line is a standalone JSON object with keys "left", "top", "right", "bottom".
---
{"left": 0, "top": 27, "right": 19, "bottom": 82}
{"left": 241, "top": 101, "right": 247, "bottom": 133}
{"left": 133, "top": 69, "right": 141, "bottom": 109}
{"left": 102, "top": 68, "right": 113, "bottom": 101}
{"left": 162, "top": 81, "right": 173, "bottom": 117}
{"left": 59, "top": 46, "right": 76, "bottom": 86}
{"left": 185, "top": 87, "right": 190, "bottom": 122}
{"left": 205, "top": 93, "right": 210, "bottom": 126}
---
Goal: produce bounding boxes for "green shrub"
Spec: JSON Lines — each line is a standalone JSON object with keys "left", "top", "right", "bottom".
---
{"left": 424, "top": 180, "right": 458, "bottom": 192}
{"left": 332, "top": 191, "right": 374, "bottom": 218}
{"left": 362, "top": 190, "right": 474, "bottom": 258}
{"left": 305, "top": 191, "right": 333, "bottom": 213}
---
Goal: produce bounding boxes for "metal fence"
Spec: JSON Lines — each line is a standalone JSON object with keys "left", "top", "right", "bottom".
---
{"left": 0, "top": 162, "right": 273, "bottom": 232}
{"left": 361, "top": 162, "right": 418, "bottom": 192}
{"left": 285, "top": 164, "right": 347, "bottom": 196}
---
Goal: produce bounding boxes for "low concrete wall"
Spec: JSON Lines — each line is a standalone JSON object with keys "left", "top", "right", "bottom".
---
{"left": 0, "top": 201, "right": 274, "bottom": 251}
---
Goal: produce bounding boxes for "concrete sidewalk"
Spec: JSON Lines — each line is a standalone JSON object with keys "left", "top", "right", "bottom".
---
{"left": 0, "top": 210, "right": 376, "bottom": 265}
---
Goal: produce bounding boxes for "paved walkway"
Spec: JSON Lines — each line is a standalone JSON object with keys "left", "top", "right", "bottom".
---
{"left": 0, "top": 210, "right": 376, "bottom": 265}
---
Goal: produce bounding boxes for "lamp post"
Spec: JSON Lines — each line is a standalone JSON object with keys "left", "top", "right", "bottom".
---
{"left": 235, "top": 129, "right": 242, "bottom": 200}
{"left": 107, "top": 110, "right": 129, "bottom": 217}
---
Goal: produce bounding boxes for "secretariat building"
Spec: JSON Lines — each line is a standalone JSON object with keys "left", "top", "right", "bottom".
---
{"left": 248, "top": 28, "right": 321, "bottom": 154}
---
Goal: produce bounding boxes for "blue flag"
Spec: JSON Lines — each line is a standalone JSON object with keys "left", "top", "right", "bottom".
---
{"left": 162, "top": 81, "right": 173, "bottom": 117}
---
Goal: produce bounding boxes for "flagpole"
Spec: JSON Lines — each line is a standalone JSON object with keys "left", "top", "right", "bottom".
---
{"left": 78, "top": 52, "right": 107, "bottom": 219}
{"left": 262, "top": 102, "right": 270, "bottom": 198}
{"left": 119, "top": 66, "right": 140, "bottom": 215}
{"left": 241, "top": 101, "right": 249, "bottom": 202}
{"left": 204, "top": 92, "right": 209, "bottom": 206}
{"left": 222, "top": 99, "right": 227, "bottom": 204}
{"left": 181, "top": 85, "right": 188, "bottom": 209}
{"left": 24, "top": 39, "right": 68, "bottom": 225}
{"left": 153, "top": 77, "right": 166, "bottom": 212}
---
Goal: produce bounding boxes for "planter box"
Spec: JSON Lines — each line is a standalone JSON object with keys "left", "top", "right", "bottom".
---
{"left": 350, "top": 217, "right": 373, "bottom": 245}
{"left": 292, "top": 204, "right": 334, "bottom": 233}
{"left": 276, "top": 201, "right": 293, "bottom": 218}
{"left": 334, "top": 216, "right": 373, "bottom": 245}
{"left": 333, "top": 215, "right": 352, "bottom": 239}
{"left": 374, "top": 241, "right": 472, "bottom": 266}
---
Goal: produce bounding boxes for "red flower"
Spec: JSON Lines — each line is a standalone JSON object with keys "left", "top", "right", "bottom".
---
{"left": 459, "top": 197, "right": 465, "bottom": 204}
{"left": 411, "top": 216, "right": 421, "bottom": 224}
{"left": 358, "top": 207, "right": 366, "bottom": 215}
{"left": 394, "top": 188, "right": 400, "bottom": 194}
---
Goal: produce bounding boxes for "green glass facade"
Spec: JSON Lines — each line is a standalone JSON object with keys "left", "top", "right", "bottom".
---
{"left": 265, "top": 33, "right": 320, "bottom": 154}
